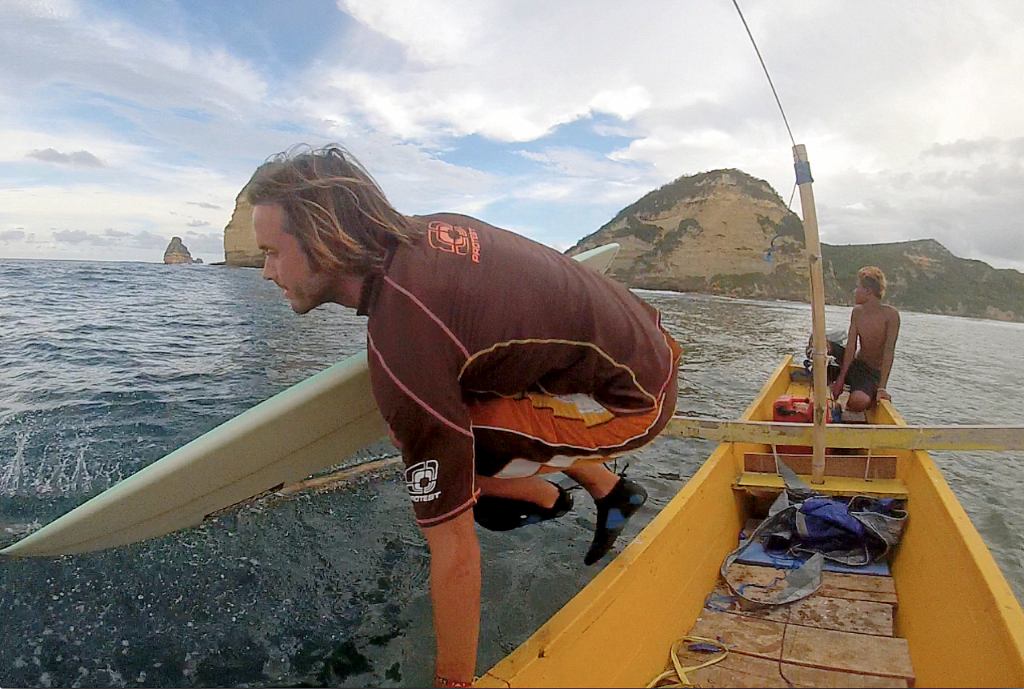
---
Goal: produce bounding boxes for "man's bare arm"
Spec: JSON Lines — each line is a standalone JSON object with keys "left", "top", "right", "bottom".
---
{"left": 422, "top": 508, "right": 480, "bottom": 686}
{"left": 832, "top": 311, "right": 860, "bottom": 399}
{"left": 877, "top": 309, "right": 901, "bottom": 399}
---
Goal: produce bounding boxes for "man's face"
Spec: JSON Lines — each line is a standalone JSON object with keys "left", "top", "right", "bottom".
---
{"left": 854, "top": 281, "right": 871, "bottom": 305}
{"left": 253, "top": 203, "right": 337, "bottom": 314}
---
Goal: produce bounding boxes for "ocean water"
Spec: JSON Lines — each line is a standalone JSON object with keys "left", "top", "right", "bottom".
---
{"left": 1, "top": 259, "right": 1023, "bottom": 688}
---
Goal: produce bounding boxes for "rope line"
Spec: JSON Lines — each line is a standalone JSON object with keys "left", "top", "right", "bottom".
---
{"left": 644, "top": 9, "right": 806, "bottom": 687}
{"left": 646, "top": 636, "right": 730, "bottom": 688}
{"left": 730, "top": 0, "right": 796, "bottom": 146}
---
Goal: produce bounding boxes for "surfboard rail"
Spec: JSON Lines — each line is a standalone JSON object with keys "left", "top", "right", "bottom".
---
{"left": 2, "top": 243, "right": 621, "bottom": 558}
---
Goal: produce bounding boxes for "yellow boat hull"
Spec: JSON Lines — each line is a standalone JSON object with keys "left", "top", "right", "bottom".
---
{"left": 478, "top": 356, "right": 1024, "bottom": 688}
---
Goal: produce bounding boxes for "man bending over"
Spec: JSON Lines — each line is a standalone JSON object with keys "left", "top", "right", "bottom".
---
{"left": 245, "top": 145, "right": 682, "bottom": 687}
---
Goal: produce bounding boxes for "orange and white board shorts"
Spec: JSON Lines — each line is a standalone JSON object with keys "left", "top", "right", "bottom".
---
{"left": 467, "top": 373, "right": 678, "bottom": 479}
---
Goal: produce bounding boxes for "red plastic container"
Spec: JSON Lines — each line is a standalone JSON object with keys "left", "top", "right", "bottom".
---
{"left": 772, "top": 395, "right": 829, "bottom": 454}
{"left": 773, "top": 395, "right": 813, "bottom": 423}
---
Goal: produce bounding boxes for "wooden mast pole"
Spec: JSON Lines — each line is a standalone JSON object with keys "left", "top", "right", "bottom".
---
{"left": 793, "top": 144, "right": 828, "bottom": 484}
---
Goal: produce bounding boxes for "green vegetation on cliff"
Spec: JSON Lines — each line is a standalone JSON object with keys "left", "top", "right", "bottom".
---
{"left": 822, "top": 240, "right": 1024, "bottom": 320}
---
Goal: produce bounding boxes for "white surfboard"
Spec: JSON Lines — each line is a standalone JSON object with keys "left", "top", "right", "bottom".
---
{"left": 2, "top": 243, "right": 620, "bottom": 557}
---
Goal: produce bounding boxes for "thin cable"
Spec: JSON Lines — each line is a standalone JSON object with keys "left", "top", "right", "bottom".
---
{"left": 731, "top": 0, "right": 796, "bottom": 146}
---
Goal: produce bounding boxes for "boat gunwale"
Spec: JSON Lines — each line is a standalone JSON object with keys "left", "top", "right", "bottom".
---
{"left": 881, "top": 399, "right": 1024, "bottom": 686}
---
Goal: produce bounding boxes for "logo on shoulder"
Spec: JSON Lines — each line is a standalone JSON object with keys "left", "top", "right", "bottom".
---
{"left": 405, "top": 459, "right": 442, "bottom": 502}
{"left": 427, "top": 221, "right": 480, "bottom": 263}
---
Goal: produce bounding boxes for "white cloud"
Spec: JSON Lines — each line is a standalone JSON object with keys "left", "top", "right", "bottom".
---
{"left": 813, "top": 145, "right": 1024, "bottom": 272}
{"left": 4, "top": 0, "right": 79, "bottom": 21}
{"left": 336, "top": 0, "right": 492, "bottom": 67}
{"left": 321, "top": 133, "right": 504, "bottom": 216}
{"left": 0, "top": 1, "right": 268, "bottom": 115}
{"left": 293, "top": 0, "right": 1024, "bottom": 270}
{"left": 513, "top": 146, "right": 659, "bottom": 209}
{"left": 589, "top": 86, "right": 652, "bottom": 121}
{"left": 2, "top": 0, "right": 1024, "bottom": 271}
{"left": 316, "top": 0, "right": 750, "bottom": 143}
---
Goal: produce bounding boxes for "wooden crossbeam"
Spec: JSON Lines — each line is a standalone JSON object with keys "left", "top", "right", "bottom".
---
{"left": 666, "top": 416, "right": 1024, "bottom": 451}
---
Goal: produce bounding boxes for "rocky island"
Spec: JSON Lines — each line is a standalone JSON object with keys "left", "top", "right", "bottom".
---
{"left": 163, "top": 236, "right": 202, "bottom": 264}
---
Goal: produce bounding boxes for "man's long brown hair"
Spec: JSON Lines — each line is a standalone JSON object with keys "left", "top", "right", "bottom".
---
{"left": 244, "top": 144, "right": 420, "bottom": 274}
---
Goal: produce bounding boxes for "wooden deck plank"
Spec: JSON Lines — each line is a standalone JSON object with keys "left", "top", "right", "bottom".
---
{"left": 723, "top": 565, "right": 808, "bottom": 607}
{"left": 743, "top": 452, "right": 897, "bottom": 479}
{"left": 788, "top": 596, "right": 895, "bottom": 636}
{"left": 839, "top": 409, "right": 868, "bottom": 423}
{"left": 823, "top": 571, "right": 897, "bottom": 595}
{"left": 780, "top": 662, "right": 909, "bottom": 688}
{"left": 708, "top": 582, "right": 791, "bottom": 623}
{"left": 725, "top": 562, "right": 789, "bottom": 587}
{"left": 689, "top": 609, "right": 786, "bottom": 660}
{"left": 782, "top": 625, "right": 914, "bottom": 681}
{"left": 721, "top": 564, "right": 899, "bottom": 606}
{"left": 818, "top": 584, "right": 898, "bottom": 605}
{"left": 695, "top": 559, "right": 912, "bottom": 685}
{"left": 682, "top": 652, "right": 788, "bottom": 687}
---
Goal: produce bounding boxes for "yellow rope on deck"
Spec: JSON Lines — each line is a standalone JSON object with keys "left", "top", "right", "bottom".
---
{"left": 645, "top": 635, "right": 729, "bottom": 688}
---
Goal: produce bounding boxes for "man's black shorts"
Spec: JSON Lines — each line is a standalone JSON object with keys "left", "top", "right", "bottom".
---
{"left": 826, "top": 341, "right": 880, "bottom": 399}
{"left": 846, "top": 358, "right": 881, "bottom": 399}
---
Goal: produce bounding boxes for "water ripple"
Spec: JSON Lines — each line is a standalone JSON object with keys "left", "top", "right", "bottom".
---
{"left": 1, "top": 261, "right": 1023, "bottom": 688}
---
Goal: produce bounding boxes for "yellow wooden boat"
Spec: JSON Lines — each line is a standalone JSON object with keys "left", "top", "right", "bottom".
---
{"left": 476, "top": 355, "right": 1024, "bottom": 688}
{"left": 474, "top": 6, "right": 1024, "bottom": 685}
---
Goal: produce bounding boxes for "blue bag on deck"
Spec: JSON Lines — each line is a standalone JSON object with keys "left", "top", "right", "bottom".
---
{"left": 784, "top": 495, "right": 906, "bottom": 566}
{"left": 794, "top": 497, "right": 866, "bottom": 550}
{"left": 720, "top": 465, "right": 908, "bottom": 608}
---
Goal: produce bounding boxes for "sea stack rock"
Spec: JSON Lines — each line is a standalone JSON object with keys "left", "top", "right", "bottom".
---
{"left": 223, "top": 187, "right": 264, "bottom": 267}
{"left": 163, "top": 236, "right": 197, "bottom": 264}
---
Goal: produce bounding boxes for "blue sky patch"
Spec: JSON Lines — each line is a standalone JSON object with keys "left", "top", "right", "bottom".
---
{"left": 89, "top": 0, "right": 349, "bottom": 81}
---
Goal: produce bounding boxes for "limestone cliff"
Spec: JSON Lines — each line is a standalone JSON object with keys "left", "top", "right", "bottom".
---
{"left": 223, "top": 188, "right": 262, "bottom": 267}
{"left": 568, "top": 169, "right": 842, "bottom": 301}
{"left": 163, "top": 236, "right": 197, "bottom": 264}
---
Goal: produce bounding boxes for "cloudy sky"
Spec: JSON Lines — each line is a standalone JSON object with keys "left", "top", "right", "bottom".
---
{"left": 1, "top": 0, "right": 1022, "bottom": 268}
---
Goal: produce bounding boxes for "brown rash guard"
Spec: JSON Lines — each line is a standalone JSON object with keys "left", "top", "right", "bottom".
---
{"left": 359, "top": 213, "right": 681, "bottom": 527}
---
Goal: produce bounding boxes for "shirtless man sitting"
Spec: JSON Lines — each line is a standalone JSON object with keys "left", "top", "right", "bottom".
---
{"left": 830, "top": 266, "right": 901, "bottom": 412}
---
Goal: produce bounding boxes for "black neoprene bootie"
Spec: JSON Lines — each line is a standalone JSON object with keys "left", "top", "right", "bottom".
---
{"left": 583, "top": 477, "right": 648, "bottom": 565}
{"left": 473, "top": 484, "right": 574, "bottom": 532}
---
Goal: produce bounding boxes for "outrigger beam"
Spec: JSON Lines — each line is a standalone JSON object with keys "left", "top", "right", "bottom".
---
{"left": 666, "top": 416, "right": 1024, "bottom": 452}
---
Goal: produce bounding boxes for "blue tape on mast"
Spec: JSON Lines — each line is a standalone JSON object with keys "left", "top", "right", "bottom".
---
{"left": 794, "top": 160, "right": 813, "bottom": 185}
